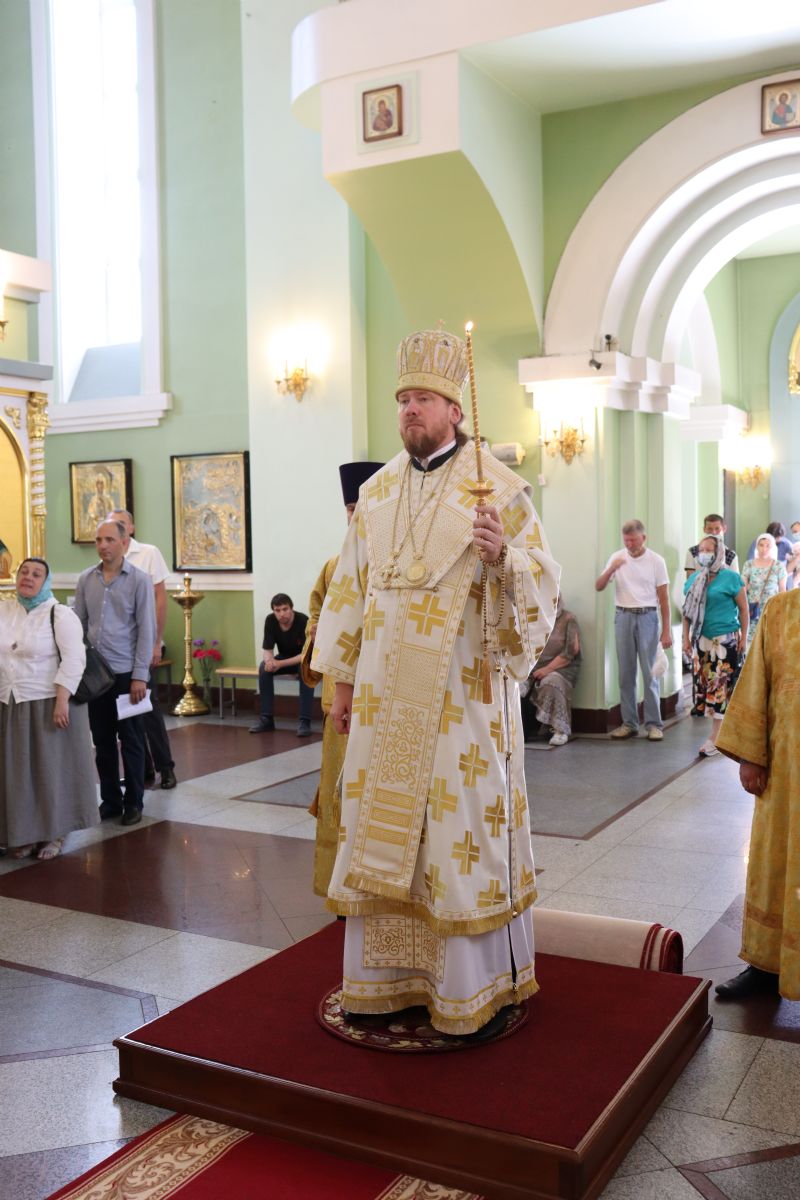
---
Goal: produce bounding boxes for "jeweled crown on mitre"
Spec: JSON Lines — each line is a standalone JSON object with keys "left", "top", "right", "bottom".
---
{"left": 395, "top": 328, "right": 469, "bottom": 405}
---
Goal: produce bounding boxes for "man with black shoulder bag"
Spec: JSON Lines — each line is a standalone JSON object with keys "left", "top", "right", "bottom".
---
{"left": 74, "top": 519, "right": 155, "bottom": 826}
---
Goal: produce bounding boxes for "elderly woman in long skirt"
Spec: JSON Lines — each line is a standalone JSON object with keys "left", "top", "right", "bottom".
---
{"left": 0, "top": 558, "right": 98, "bottom": 859}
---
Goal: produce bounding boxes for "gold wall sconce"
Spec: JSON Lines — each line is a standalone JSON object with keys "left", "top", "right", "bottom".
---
{"left": 541, "top": 422, "right": 587, "bottom": 465}
{"left": 721, "top": 434, "right": 772, "bottom": 489}
{"left": 739, "top": 464, "right": 766, "bottom": 489}
{"left": 275, "top": 361, "right": 310, "bottom": 402}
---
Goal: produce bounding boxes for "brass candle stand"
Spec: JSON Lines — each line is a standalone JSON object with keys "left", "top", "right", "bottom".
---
{"left": 171, "top": 573, "right": 210, "bottom": 716}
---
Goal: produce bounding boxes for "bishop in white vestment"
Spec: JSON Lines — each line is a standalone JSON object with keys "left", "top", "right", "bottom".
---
{"left": 312, "top": 328, "right": 560, "bottom": 1034}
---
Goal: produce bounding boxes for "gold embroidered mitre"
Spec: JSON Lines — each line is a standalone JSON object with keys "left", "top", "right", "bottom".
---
{"left": 396, "top": 328, "right": 469, "bottom": 404}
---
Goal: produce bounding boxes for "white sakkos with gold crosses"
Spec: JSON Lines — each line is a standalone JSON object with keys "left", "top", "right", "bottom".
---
{"left": 312, "top": 439, "right": 560, "bottom": 1033}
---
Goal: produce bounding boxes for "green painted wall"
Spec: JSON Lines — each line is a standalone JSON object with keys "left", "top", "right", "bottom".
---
{"left": 0, "top": 0, "right": 36, "bottom": 255}
{"left": 736, "top": 252, "right": 800, "bottom": 553}
{"left": 43, "top": 0, "right": 255, "bottom": 669}
{"left": 540, "top": 70, "right": 796, "bottom": 299}
{"left": 704, "top": 262, "right": 741, "bottom": 409}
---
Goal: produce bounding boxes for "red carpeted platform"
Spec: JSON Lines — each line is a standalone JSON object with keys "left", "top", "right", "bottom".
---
{"left": 114, "top": 922, "right": 710, "bottom": 1200}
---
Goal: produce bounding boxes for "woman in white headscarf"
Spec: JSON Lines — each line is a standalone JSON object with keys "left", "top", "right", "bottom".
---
{"left": 683, "top": 534, "right": 748, "bottom": 757}
{"left": 0, "top": 558, "right": 98, "bottom": 859}
{"left": 741, "top": 532, "right": 786, "bottom": 650}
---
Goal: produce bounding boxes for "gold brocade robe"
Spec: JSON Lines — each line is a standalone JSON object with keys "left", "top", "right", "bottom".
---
{"left": 716, "top": 590, "right": 800, "bottom": 999}
{"left": 303, "top": 555, "right": 348, "bottom": 896}
{"left": 312, "top": 441, "right": 560, "bottom": 939}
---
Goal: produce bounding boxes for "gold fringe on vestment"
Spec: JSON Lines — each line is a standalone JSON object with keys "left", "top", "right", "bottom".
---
{"left": 340, "top": 974, "right": 540, "bottom": 1036}
{"left": 325, "top": 885, "right": 537, "bottom": 938}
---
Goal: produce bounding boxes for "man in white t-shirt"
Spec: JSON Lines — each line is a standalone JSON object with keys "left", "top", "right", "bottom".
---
{"left": 595, "top": 518, "right": 673, "bottom": 741}
{"left": 112, "top": 510, "right": 177, "bottom": 789}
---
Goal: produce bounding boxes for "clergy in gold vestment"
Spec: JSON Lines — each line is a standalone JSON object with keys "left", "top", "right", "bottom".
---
{"left": 312, "top": 328, "right": 560, "bottom": 1034}
{"left": 715, "top": 590, "right": 800, "bottom": 1001}
{"left": 303, "top": 461, "right": 383, "bottom": 897}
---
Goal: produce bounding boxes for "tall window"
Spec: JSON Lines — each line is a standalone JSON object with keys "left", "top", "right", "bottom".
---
{"left": 50, "top": 0, "right": 142, "bottom": 402}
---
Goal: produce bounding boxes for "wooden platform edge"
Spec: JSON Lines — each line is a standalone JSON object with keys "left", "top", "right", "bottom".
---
{"left": 113, "top": 980, "right": 710, "bottom": 1200}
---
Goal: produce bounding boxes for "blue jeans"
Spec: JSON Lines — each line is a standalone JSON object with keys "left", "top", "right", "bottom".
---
{"left": 258, "top": 660, "right": 313, "bottom": 722}
{"left": 614, "top": 608, "right": 662, "bottom": 731}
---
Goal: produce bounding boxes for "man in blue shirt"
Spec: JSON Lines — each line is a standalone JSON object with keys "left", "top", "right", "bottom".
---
{"left": 74, "top": 520, "right": 155, "bottom": 825}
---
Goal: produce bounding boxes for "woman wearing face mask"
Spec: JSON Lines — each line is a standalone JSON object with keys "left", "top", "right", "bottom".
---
{"left": 741, "top": 533, "right": 786, "bottom": 650}
{"left": 0, "top": 558, "right": 98, "bottom": 859}
{"left": 683, "top": 535, "right": 748, "bottom": 757}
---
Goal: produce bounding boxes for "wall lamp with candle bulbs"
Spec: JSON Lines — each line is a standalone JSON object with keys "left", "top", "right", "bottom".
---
{"left": 721, "top": 434, "right": 772, "bottom": 490}
{"left": 541, "top": 421, "right": 587, "bottom": 465}
{"left": 275, "top": 360, "right": 310, "bottom": 402}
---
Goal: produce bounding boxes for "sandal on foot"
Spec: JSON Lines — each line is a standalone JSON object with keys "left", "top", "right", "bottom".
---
{"left": 36, "top": 839, "right": 64, "bottom": 861}
{"left": 10, "top": 844, "right": 37, "bottom": 859}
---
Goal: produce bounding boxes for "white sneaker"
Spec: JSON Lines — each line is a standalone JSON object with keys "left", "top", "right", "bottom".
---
{"left": 549, "top": 733, "right": 569, "bottom": 746}
{"left": 610, "top": 725, "right": 637, "bottom": 739}
{"left": 699, "top": 739, "right": 718, "bottom": 757}
{"left": 647, "top": 727, "right": 664, "bottom": 741}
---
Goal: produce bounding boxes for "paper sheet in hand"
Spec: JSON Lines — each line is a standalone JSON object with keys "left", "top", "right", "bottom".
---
{"left": 116, "top": 689, "right": 153, "bottom": 720}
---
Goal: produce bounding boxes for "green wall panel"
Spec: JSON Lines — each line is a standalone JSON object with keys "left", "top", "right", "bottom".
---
{"left": 42, "top": 0, "right": 255, "bottom": 669}
{"left": 0, "top": 0, "right": 36, "bottom": 255}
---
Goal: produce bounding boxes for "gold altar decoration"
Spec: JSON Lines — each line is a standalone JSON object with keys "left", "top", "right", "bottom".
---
{"left": 789, "top": 323, "right": 800, "bottom": 395}
{"left": 171, "top": 573, "right": 210, "bottom": 716}
{"left": 0, "top": 386, "right": 46, "bottom": 589}
{"left": 26, "top": 392, "right": 49, "bottom": 558}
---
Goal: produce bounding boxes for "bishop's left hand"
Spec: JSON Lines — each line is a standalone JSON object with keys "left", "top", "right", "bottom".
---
{"left": 473, "top": 505, "right": 504, "bottom": 564}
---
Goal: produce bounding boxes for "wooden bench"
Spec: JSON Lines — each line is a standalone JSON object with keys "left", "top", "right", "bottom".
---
{"left": 214, "top": 666, "right": 260, "bottom": 718}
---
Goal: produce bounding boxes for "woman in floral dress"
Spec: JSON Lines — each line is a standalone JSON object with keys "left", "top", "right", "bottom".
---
{"left": 742, "top": 533, "right": 786, "bottom": 650}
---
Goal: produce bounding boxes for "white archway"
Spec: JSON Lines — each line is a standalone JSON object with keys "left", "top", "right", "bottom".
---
{"left": 546, "top": 71, "right": 800, "bottom": 362}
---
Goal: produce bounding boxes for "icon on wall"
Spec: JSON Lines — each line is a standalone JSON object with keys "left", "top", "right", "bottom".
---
{"left": 69, "top": 459, "right": 133, "bottom": 545}
{"left": 362, "top": 84, "right": 403, "bottom": 143}
{"left": 762, "top": 80, "right": 800, "bottom": 134}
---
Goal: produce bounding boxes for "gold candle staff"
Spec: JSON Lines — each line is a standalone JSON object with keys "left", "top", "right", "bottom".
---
{"left": 465, "top": 321, "right": 495, "bottom": 704}
{"left": 171, "top": 573, "right": 210, "bottom": 716}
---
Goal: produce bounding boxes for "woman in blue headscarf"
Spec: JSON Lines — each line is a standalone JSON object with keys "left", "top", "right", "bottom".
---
{"left": 0, "top": 558, "right": 98, "bottom": 859}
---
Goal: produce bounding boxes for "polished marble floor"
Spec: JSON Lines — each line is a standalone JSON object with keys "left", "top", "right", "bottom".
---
{"left": 1, "top": 711, "right": 799, "bottom": 1200}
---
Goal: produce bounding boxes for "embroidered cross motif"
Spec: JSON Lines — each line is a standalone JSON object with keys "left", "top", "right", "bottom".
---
{"left": 336, "top": 631, "right": 361, "bottom": 667}
{"left": 459, "top": 743, "right": 489, "bottom": 787}
{"left": 525, "top": 604, "right": 540, "bottom": 625}
{"left": 457, "top": 479, "right": 481, "bottom": 508}
{"left": 502, "top": 504, "right": 526, "bottom": 540}
{"left": 425, "top": 863, "right": 446, "bottom": 903}
{"left": 346, "top": 769, "right": 366, "bottom": 801}
{"left": 529, "top": 559, "right": 543, "bottom": 586}
{"left": 337, "top": 825, "right": 347, "bottom": 845}
{"left": 490, "top": 714, "right": 504, "bottom": 753}
{"left": 357, "top": 511, "right": 366, "bottom": 539}
{"left": 478, "top": 879, "right": 507, "bottom": 908}
{"left": 428, "top": 777, "right": 458, "bottom": 822}
{"left": 512, "top": 787, "right": 527, "bottom": 830}
{"left": 451, "top": 831, "right": 481, "bottom": 875}
{"left": 367, "top": 471, "right": 398, "bottom": 502}
{"left": 526, "top": 524, "right": 543, "bottom": 550}
{"left": 439, "top": 690, "right": 464, "bottom": 733}
{"left": 461, "top": 658, "right": 484, "bottom": 702}
{"left": 468, "top": 581, "right": 483, "bottom": 614}
{"left": 363, "top": 602, "right": 385, "bottom": 640}
{"left": 352, "top": 683, "right": 380, "bottom": 726}
{"left": 327, "top": 575, "right": 359, "bottom": 612}
{"left": 519, "top": 864, "right": 535, "bottom": 890}
{"left": 483, "top": 796, "right": 507, "bottom": 837}
{"left": 408, "top": 594, "right": 448, "bottom": 637}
